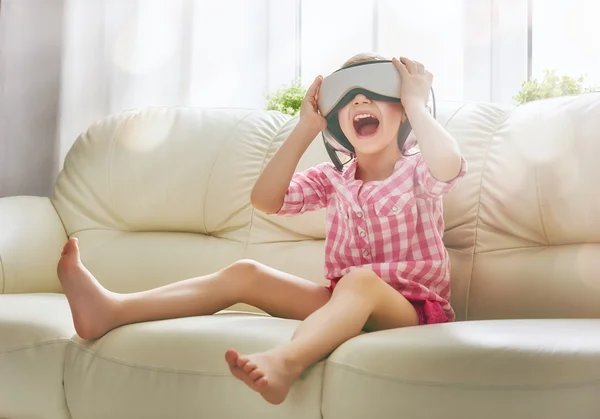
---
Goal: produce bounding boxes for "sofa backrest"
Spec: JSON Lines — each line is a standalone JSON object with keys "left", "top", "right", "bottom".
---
{"left": 51, "top": 94, "right": 600, "bottom": 321}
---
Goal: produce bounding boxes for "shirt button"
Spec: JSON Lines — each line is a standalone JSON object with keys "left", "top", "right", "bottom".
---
{"left": 359, "top": 230, "right": 366, "bottom": 238}
{"left": 356, "top": 211, "right": 363, "bottom": 218}
{"left": 392, "top": 205, "right": 399, "bottom": 213}
{"left": 363, "top": 249, "right": 370, "bottom": 257}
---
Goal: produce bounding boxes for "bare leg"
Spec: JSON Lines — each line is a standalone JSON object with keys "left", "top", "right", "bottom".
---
{"left": 57, "top": 238, "right": 330, "bottom": 340}
{"left": 226, "top": 268, "right": 419, "bottom": 405}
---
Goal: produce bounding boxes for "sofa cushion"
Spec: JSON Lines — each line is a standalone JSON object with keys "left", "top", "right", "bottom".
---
{"left": 0, "top": 293, "right": 75, "bottom": 419}
{"left": 322, "top": 319, "right": 600, "bottom": 419}
{"left": 64, "top": 313, "right": 325, "bottom": 419}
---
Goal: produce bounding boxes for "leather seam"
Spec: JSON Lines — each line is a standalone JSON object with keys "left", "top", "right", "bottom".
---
{"left": 0, "top": 339, "right": 71, "bottom": 356}
{"left": 325, "top": 361, "right": 600, "bottom": 390}
{"left": 67, "top": 340, "right": 320, "bottom": 377}
{"left": 438, "top": 103, "right": 469, "bottom": 319}
{"left": 534, "top": 162, "right": 550, "bottom": 244}
{"left": 106, "top": 112, "right": 136, "bottom": 232}
{"left": 50, "top": 198, "right": 70, "bottom": 240}
{"left": 464, "top": 106, "right": 515, "bottom": 321}
{"left": 0, "top": 250, "right": 5, "bottom": 294}
{"left": 244, "top": 114, "right": 289, "bottom": 254}
{"left": 202, "top": 111, "right": 258, "bottom": 236}
{"left": 443, "top": 103, "right": 468, "bottom": 129}
{"left": 470, "top": 242, "right": 589, "bottom": 254}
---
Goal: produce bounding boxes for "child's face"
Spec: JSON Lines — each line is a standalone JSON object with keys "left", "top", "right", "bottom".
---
{"left": 337, "top": 93, "right": 405, "bottom": 157}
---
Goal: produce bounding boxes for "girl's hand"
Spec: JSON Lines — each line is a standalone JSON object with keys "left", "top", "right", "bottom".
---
{"left": 392, "top": 57, "right": 433, "bottom": 111}
{"left": 299, "top": 75, "right": 327, "bottom": 132}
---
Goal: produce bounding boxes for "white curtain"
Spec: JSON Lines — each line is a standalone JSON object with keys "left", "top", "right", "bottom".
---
{"left": 0, "top": 0, "right": 64, "bottom": 197}
{"left": 59, "top": 0, "right": 279, "bottom": 174}
{"left": 1, "top": 0, "right": 537, "bottom": 198}
{"left": 0, "top": 0, "right": 295, "bottom": 197}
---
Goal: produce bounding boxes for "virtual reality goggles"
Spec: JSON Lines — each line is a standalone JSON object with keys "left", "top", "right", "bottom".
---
{"left": 316, "top": 59, "right": 435, "bottom": 170}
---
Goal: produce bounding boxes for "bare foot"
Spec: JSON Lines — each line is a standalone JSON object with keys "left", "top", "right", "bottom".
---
{"left": 57, "top": 238, "right": 119, "bottom": 340}
{"left": 225, "top": 348, "right": 304, "bottom": 405}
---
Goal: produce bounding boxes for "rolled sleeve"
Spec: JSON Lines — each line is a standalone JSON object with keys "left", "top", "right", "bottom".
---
{"left": 276, "top": 163, "right": 331, "bottom": 215}
{"left": 415, "top": 154, "right": 467, "bottom": 198}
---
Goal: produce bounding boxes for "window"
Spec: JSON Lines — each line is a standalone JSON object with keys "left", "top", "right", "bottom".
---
{"left": 376, "top": 0, "right": 466, "bottom": 102}
{"left": 300, "top": 0, "right": 374, "bottom": 80}
{"left": 270, "top": 0, "right": 533, "bottom": 105}
{"left": 531, "top": 0, "right": 600, "bottom": 89}
{"left": 297, "top": 0, "right": 467, "bottom": 102}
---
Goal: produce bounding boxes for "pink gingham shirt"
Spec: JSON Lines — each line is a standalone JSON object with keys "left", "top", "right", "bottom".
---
{"left": 276, "top": 149, "right": 467, "bottom": 321}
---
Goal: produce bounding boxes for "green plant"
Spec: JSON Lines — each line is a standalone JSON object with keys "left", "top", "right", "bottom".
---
{"left": 265, "top": 80, "right": 307, "bottom": 116}
{"left": 513, "top": 69, "right": 598, "bottom": 104}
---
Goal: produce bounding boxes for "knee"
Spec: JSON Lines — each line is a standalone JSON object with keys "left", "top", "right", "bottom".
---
{"left": 335, "top": 268, "right": 382, "bottom": 294}
{"left": 223, "top": 259, "right": 264, "bottom": 287}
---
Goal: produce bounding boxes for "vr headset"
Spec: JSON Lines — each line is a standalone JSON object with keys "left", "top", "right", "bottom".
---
{"left": 316, "top": 59, "right": 436, "bottom": 171}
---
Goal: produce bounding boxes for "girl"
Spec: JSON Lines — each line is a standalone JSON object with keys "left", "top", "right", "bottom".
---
{"left": 56, "top": 53, "right": 466, "bottom": 405}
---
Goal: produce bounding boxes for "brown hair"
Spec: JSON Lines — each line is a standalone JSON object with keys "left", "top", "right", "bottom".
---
{"left": 342, "top": 52, "right": 387, "bottom": 68}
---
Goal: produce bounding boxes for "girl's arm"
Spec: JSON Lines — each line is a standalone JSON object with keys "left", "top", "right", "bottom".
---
{"left": 251, "top": 76, "right": 327, "bottom": 214}
{"left": 392, "top": 56, "right": 463, "bottom": 182}
{"left": 403, "top": 103, "right": 463, "bottom": 182}
{"left": 251, "top": 121, "right": 322, "bottom": 214}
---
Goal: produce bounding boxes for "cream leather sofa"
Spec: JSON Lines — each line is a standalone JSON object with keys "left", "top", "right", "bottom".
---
{"left": 2, "top": 94, "right": 600, "bottom": 419}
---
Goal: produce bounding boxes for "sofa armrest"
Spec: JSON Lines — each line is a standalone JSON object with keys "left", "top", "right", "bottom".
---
{"left": 0, "top": 196, "right": 68, "bottom": 294}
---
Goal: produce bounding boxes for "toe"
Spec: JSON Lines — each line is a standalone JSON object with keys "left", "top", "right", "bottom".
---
{"left": 255, "top": 377, "right": 268, "bottom": 387}
{"left": 66, "top": 238, "right": 79, "bottom": 253}
{"left": 236, "top": 355, "right": 250, "bottom": 369}
{"left": 243, "top": 362, "right": 256, "bottom": 373}
{"left": 249, "top": 368, "right": 264, "bottom": 381}
{"left": 61, "top": 241, "right": 70, "bottom": 255}
{"left": 224, "top": 349, "right": 239, "bottom": 368}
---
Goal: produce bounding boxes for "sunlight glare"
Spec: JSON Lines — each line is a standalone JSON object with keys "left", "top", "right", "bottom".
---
{"left": 512, "top": 109, "right": 575, "bottom": 163}
{"left": 112, "top": 1, "right": 179, "bottom": 74}
{"left": 118, "top": 117, "right": 174, "bottom": 152}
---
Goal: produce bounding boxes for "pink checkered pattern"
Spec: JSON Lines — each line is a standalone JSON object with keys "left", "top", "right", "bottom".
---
{"left": 276, "top": 153, "right": 467, "bottom": 321}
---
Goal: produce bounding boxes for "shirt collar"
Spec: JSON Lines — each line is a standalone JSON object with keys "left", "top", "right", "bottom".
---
{"left": 341, "top": 156, "right": 407, "bottom": 183}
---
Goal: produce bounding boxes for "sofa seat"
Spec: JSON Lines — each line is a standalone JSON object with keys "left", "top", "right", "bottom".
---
{"left": 0, "top": 294, "right": 75, "bottom": 419}
{"left": 323, "top": 319, "right": 600, "bottom": 419}
{"left": 63, "top": 312, "right": 325, "bottom": 419}
{"left": 61, "top": 308, "right": 600, "bottom": 419}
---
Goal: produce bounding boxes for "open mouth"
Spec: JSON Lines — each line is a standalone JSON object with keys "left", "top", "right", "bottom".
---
{"left": 353, "top": 113, "right": 380, "bottom": 138}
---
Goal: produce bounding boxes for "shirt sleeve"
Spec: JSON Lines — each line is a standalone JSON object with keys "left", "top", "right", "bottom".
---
{"left": 414, "top": 153, "right": 467, "bottom": 198}
{"left": 275, "top": 162, "right": 332, "bottom": 215}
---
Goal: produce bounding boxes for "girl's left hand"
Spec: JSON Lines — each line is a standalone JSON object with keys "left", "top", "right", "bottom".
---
{"left": 392, "top": 57, "right": 433, "bottom": 110}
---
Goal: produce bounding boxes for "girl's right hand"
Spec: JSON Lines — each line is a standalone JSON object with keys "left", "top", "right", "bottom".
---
{"left": 299, "top": 75, "right": 327, "bottom": 132}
